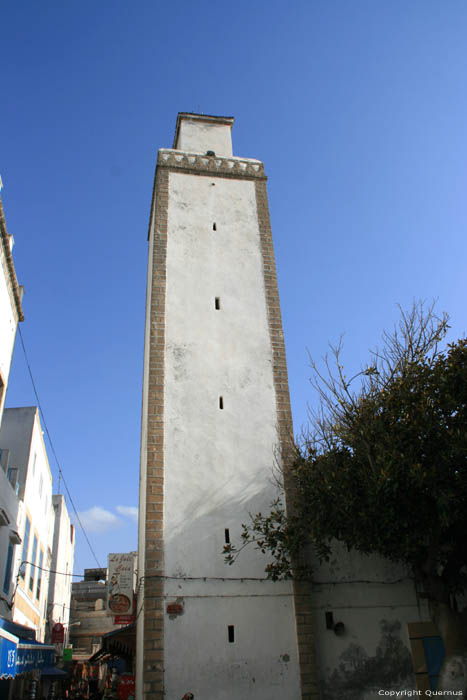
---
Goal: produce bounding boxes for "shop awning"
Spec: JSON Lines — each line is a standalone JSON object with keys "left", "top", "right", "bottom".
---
{"left": 41, "top": 666, "right": 69, "bottom": 677}
{"left": 88, "top": 623, "right": 135, "bottom": 664}
{"left": 0, "top": 617, "right": 56, "bottom": 676}
{"left": 0, "top": 617, "right": 35, "bottom": 641}
{"left": 15, "top": 640, "right": 55, "bottom": 674}
{"left": 0, "top": 627, "right": 19, "bottom": 680}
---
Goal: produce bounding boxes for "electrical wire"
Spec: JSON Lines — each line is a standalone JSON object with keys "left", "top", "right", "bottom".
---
{"left": 18, "top": 560, "right": 85, "bottom": 578}
{"left": 140, "top": 574, "right": 412, "bottom": 585}
{"left": 17, "top": 326, "right": 102, "bottom": 569}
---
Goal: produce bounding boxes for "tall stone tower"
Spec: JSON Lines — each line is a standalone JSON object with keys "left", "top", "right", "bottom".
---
{"left": 137, "top": 114, "right": 315, "bottom": 699}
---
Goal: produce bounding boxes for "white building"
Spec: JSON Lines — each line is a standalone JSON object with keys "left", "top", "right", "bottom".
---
{"left": 0, "top": 188, "right": 25, "bottom": 622}
{"left": 0, "top": 183, "right": 24, "bottom": 424}
{"left": 0, "top": 407, "right": 54, "bottom": 642}
{"left": 137, "top": 114, "right": 314, "bottom": 699}
{"left": 0, "top": 447, "right": 22, "bottom": 621}
{"left": 47, "top": 494, "right": 75, "bottom": 639}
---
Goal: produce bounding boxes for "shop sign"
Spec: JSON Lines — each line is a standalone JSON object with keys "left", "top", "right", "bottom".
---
{"left": 52, "top": 623, "right": 65, "bottom": 643}
{"left": 15, "top": 643, "right": 55, "bottom": 673}
{"left": 114, "top": 614, "right": 135, "bottom": 625}
{"left": 166, "top": 602, "right": 184, "bottom": 616}
{"left": 108, "top": 553, "right": 135, "bottom": 613}
{"left": 0, "top": 627, "right": 18, "bottom": 680}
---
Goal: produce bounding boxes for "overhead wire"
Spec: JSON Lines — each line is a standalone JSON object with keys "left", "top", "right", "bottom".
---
{"left": 18, "top": 560, "right": 86, "bottom": 578}
{"left": 17, "top": 326, "right": 103, "bottom": 569}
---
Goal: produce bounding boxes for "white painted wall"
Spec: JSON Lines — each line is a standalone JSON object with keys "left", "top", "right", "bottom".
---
{"left": 0, "top": 408, "right": 53, "bottom": 641}
{"left": 309, "top": 543, "right": 430, "bottom": 698}
{"left": 176, "top": 119, "right": 233, "bottom": 157}
{"left": 161, "top": 167, "right": 300, "bottom": 699}
{"left": 0, "top": 241, "right": 18, "bottom": 421}
{"left": 0, "top": 225, "right": 20, "bottom": 607}
{"left": 48, "top": 494, "right": 75, "bottom": 632}
{"left": 0, "top": 457, "right": 20, "bottom": 618}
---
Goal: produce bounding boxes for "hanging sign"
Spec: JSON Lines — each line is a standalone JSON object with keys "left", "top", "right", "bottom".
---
{"left": 52, "top": 623, "right": 65, "bottom": 643}
{"left": 108, "top": 553, "right": 135, "bottom": 614}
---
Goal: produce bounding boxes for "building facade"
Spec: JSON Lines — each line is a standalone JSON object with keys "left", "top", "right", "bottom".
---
{"left": 0, "top": 447, "right": 21, "bottom": 620}
{"left": 137, "top": 114, "right": 316, "bottom": 699}
{"left": 69, "top": 568, "right": 114, "bottom": 660}
{"left": 47, "top": 494, "right": 75, "bottom": 640}
{"left": 0, "top": 187, "right": 24, "bottom": 617}
{"left": 0, "top": 406, "right": 54, "bottom": 641}
{"left": 0, "top": 183, "right": 23, "bottom": 424}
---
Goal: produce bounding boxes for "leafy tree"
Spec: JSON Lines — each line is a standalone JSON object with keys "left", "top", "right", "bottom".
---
{"left": 225, "top": 302, "right": 467, "bottom": 692}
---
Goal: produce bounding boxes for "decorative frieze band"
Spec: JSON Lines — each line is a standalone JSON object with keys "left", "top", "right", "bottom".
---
{"left": 0, "top": 196, "right": 24, "bottom": 323}
{"left": 157, "top": 149, "right": 266, "bottom": 179}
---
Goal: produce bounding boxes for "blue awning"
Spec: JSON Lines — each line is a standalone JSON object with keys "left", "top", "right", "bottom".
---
{"left": 0, "top": 617, "right": 35, "bottom": 641}
{"left": 15, "top": 640, "right": 55, "bottom": 674}
{"left": 0, "top": 627, "right": 19, "bottom": 680}
{"left": 0, "top": 618, "right": 56, "bottom": 676}
{"left": 41, "top": 666, "right": 69, "bottom": 677}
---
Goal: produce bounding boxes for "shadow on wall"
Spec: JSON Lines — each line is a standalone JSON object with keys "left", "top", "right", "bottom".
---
{"left": 322, "top": 620, "right": 415, "bottom": 700}
{"left": 163, "top": 469, "right": 283, "bottom": 578}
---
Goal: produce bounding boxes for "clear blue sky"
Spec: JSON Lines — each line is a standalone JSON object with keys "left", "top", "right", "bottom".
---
{"left": 2, "top": 0, "right": 467, "bottom": 574}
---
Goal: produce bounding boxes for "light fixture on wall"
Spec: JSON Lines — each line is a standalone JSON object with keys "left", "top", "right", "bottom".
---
{"left": 325, "top": 611, "right": 346, "bottom": 636}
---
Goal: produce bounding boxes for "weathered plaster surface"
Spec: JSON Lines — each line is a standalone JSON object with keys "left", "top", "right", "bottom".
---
{"left": 0, "top": 251, "right": 17, "bottom": 408}
{"left": 176, "top": 120, "right": 233, "bottom": 157}
{"left": 162, "top": 170, "right": 300, "bottom": 698}
{"left": 48, "top": 495, "right": 75, "bottom": 630}
{"left": 0, "top": 408, "right": 53, "bottom": 641}
{"left": 321, "top": 620, "right": 414, "bottom": 700}
{"left": 309, "top": 544, "right": 428, "bottom": 699}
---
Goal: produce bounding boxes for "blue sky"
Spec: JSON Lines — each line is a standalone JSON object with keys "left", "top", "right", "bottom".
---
{"left": 2, "top": 1, "right": 467, "bottom": 574}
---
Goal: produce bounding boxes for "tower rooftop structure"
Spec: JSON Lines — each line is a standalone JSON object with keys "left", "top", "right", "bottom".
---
{"left": 172, "top": 112, "right": 235, "bottom": 157}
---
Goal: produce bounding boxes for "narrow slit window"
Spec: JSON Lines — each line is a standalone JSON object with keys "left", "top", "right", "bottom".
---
{"left": 213, "top": 222, "right": 217, "bottom": 231}
{"left": 224, "top": 529, "right": 230, "bottom": 544}
{"left": 215, "top": 297, "right": 221, "bottom": 310}
{"left": 228, "top": 625, "right": 235, "bottom": 643}
{"left": 219, "top": 396, "right": 224, "bottom": 410}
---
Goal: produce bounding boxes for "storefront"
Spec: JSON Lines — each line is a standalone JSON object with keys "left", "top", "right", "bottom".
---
{"left": 0, "top": 625, "right": 18, "bottom": 680}
{"left": 0, "top": 617, "right": 68, "bottom": 698}
{"left": 87, "top": 624, "right": 135, "bottom": 699}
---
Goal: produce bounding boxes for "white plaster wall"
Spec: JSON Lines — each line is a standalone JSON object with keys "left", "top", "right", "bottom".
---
{"left": 177, "top": 120, "right": 233, "bottom": 157}
{"left": 162, "top": 170, "right": 300, "bottom": 698}
{"left": 6, "top": 409, "right": 53, "bottom": 641}
{"left": 164, "top": 590, "right": 300, "bottom": 700}
{"left": 0, "top": 464, "right": 20, "bottom": 611}
{"left": 48, "top": 495, "right": 75, "bottom": 628}
{"left": 0, "top": 252, "right": 17, "bottom": 419}
{"left": 164, "top": 173, "right": 279, "bottom": 578}
{"left": 309, "top": 544, "right": 430, "bottom": 698}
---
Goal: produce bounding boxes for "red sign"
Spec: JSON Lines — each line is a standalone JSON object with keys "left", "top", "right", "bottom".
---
{"left": 166, "top": 602, "right": 183, "bottom": 615}
{"left": 52, "top": 622, "right": 65, "bottom": 643}
{"left": 109, "top": 593, "right": 131, "bottom": 613}
{"left": 114, "top": 614, "right": 135, "bottom": 625}
{"left": 117, "top": 675, "right": 135, "bottom": 700}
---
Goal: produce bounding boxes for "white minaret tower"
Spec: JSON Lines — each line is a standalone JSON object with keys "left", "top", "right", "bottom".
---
{"left": 137, "top": 114, "right": 317, "bottom": 700}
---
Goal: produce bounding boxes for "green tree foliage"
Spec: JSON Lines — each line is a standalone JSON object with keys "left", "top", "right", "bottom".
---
{"left": 224, "top": 302, "right": 467, "bottom": 688}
